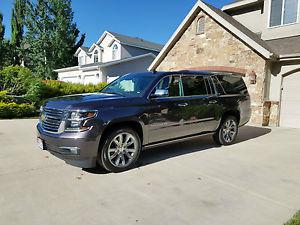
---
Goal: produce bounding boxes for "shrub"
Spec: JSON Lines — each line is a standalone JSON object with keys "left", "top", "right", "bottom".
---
{"left": 0, "top": 90, "right": 13, "bottom": 103}
{"left": 284, "top": 210, "right": 300, "bottom": 225}
{"left": 25, "top": 80, "right": 107, "bottom": 106}
{"left": 0, "top": 102, "right": 38, "bottom": 119}
{"left": 0, "top": 66, "right": 36, "bottom": 95}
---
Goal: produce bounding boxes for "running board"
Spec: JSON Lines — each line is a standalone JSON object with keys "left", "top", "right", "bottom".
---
{"left": 143, "top": 132, "right": 214, "bottom": 149}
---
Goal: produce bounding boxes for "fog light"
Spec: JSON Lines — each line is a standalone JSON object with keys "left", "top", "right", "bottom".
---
{"left": 59, "top": 147, "right": 80, "bottom": 155}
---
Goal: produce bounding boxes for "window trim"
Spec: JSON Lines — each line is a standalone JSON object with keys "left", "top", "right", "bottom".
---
{"left": 268, "top": 0, "right": 300, "bottom": 28}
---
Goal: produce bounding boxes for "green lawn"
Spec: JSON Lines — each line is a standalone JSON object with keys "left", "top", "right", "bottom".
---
{"left": 285, "top": 211, "right": 300, "bottom": 225}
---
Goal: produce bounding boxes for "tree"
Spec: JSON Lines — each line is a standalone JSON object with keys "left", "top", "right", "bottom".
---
{"left": 24, "top": 0, "right": 85, "bottom": 79}
{"left": 11, "top": 0, "right": 26, "bottom": 65}
{"left": 0, "top": 12, "right": 5, "bottom": 68}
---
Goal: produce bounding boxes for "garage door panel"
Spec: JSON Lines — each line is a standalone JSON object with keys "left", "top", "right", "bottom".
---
{"left": 280, "top": 72, "right": 300, "bottom": 128}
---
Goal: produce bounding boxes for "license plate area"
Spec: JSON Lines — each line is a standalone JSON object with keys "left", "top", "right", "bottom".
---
{"left": 37, "top": 137, "right": 46, "bottom": 150}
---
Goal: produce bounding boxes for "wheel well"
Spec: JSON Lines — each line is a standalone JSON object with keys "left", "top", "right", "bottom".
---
{"left": 99, "top": 121, "right": 143, "bottom": 150}
{"left": 222, "top": 110, "right": 240, "bottom": 124}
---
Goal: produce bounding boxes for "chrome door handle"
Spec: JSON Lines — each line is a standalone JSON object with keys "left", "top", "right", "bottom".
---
{"left": 177, "top": 103, "right": 189, "bottom": 107}
{"left": 208, "top": 100, "right": 217, "bottom": 104}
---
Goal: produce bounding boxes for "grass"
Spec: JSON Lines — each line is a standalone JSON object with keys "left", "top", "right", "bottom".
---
{"left": 284, "top": 211, "right": 300, "bottom": 225}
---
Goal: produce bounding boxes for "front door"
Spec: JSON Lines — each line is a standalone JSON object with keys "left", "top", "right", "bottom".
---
{"left": 147, "top": 75, "right": 189, "bottom": 143}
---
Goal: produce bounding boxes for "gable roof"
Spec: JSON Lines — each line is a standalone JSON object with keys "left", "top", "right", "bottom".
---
{"left": 96, "top": 31, "right": 164, "bottom": 52}
{"left": 148, "top": 0, "right": 276, "bottom": 71}
{"left": 75, "top": 46, "right": 89, "bottom": 56}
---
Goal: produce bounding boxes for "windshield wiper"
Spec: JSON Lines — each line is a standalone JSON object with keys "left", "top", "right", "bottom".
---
{"left": 101, "top": 91, "right": 125, "bottom": 97}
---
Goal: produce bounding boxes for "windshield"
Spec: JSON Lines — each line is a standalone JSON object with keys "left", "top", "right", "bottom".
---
{"left": 101, "top": 73, "right": 156, "bottom": 97}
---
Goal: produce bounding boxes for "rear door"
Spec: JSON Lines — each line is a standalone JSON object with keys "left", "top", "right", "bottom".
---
{"left": 181, "top": 75, "right": 221, "bottom": 134}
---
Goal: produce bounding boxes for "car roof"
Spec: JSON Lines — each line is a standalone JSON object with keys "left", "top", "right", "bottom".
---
{"left": 132, "top": 70, "right": 243, "bottom": 78}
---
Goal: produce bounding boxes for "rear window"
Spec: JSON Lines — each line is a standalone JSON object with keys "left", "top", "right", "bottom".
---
{"left": 213, "top": 75, "right": 247, "bottom": 95}
{"left": 181, "top": 75, "right": 209, "bottom": 96}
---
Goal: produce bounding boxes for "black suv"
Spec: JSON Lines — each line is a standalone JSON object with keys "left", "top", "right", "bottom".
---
{"left": 37, "top": 71, "right": 251, "bottom": 172}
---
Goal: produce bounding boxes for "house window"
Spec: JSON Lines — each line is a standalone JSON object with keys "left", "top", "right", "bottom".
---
{"left": 269, "top": 0, "right": 299, "bottom": 27}
{"left": 94, "top": 50, "right": 99, "bottom": 63}
{"left": 78, "top": 56, "right": 84, "bottom": 65}
{"left": 196, "top": 16, "right": 205, "bottom": 34}
{"left": 112, "top": 44, "right": 118, "bottom": 60}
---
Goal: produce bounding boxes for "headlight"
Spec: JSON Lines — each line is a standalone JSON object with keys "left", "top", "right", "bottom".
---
{"left": 64, "top": 110, "right": 98, "bottom": 132}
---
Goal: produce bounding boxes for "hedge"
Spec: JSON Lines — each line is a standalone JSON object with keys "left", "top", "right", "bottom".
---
{"left": 0, "top": 102, "right": 38, "bottom": 119}
{"left": 25, "top": 80, "right": 108, "bottom": 105}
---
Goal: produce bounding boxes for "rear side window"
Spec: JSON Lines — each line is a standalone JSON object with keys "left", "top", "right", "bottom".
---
{"left": 214, "top": 75, "right": 247, "bottom": 95}
{"left": 181, "top": 75, "right": 209, "bottom": 96}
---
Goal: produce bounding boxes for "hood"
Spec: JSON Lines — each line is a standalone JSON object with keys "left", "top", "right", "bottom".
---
{"left": 44, "top": 92, "right": 124, "bottom": 110}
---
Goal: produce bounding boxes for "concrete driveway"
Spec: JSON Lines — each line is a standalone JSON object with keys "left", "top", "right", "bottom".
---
{"left": 0, "top": 119, "right": 300, "bottom": 225}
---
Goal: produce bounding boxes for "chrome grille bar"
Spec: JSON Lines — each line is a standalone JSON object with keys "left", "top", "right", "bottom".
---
{"left": 42, "top": 108, "right": 64, "bottom": 133}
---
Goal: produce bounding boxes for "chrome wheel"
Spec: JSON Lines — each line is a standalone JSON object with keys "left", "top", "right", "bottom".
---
{"left": 222, "top": 119, "right": 237, "bottom": 143}
{"left": 107, "top": 132, "right": 138, "bottom": 168}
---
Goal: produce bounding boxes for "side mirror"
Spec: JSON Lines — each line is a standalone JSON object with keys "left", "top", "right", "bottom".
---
{"left": 150, "top": 89, "right": 168, "bottom": 98}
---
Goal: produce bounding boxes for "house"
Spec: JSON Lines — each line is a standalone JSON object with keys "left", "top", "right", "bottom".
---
{"left": 55, "top": 31, "right": 163, "bottom": 84}
{"left": 149, "top": 0, "right": 300, "bottom": 128}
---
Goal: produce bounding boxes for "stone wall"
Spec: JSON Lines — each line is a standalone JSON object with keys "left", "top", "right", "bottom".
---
{"left": 156, "top": 10, "right": 268, "bottom": 126}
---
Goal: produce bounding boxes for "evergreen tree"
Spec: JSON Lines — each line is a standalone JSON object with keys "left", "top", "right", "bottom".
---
{"left": 24, "top": 0, "right": 85, "bottom": 79}
{"left": 0, "top": 12, "right": 6, "bottom": 68}
{"left": 11, "top": 0, "right": 26, "bottom": 65}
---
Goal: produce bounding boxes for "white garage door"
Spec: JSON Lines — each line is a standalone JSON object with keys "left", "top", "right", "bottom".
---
{"left": 84, "top": 75, "right": 98, "bottom": 85}
{"left": 61, "top": 76, "right": 79, "bottom": 83}
{"left": 280, "top": 72, "right": 300, "bottom": 128}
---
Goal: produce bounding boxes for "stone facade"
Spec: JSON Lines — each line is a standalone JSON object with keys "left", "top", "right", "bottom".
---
{"left": 156, "top": 10, "right": 268, "bottom": 126}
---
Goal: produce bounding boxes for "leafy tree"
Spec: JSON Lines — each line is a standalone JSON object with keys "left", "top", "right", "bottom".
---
{"left": 11, "top": 0, "right": 26, "bottom": 65}
{"left": 0, "top": 65, "right": 35, "bottom": 95}
{"left": 24, "top": 0, "right": 85, "bottom": 79}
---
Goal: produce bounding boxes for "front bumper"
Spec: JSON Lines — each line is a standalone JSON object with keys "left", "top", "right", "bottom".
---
{"left": 37, "top": 123, "right": 102, "bottom": 168}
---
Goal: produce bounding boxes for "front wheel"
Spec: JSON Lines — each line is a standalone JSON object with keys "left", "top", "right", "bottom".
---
{"left": 213, "top": 116, "right": 238, "bottom": 146}
{"left": 98, "top": 128, "right": 141, "bottom": 173}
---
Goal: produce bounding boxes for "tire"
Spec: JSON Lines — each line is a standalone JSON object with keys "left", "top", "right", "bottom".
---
{"left": 98, "top": 128, "right": 141, "bottom": 173}
{"left": 213, "top": 116, "right": 238, "bottom": 146}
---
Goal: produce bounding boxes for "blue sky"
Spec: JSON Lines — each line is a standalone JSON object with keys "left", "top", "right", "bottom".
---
{"left": 0, "top": 0, "right": 233, "bottom": 46}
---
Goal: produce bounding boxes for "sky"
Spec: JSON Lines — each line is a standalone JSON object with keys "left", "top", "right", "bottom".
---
{"left": 0, "top": 0, "right": 233, "bottom": 47}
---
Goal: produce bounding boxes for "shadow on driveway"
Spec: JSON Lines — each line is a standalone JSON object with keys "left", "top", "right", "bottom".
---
{"left": 84, "top": 126, "right": 271, "bottom": 174}
{"left": 137, "top": 126, "right": 271, "bottom": 168}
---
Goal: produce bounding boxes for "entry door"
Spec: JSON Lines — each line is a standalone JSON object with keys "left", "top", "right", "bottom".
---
{"left": 280, "top": 72, "right": 300, "bottom": 128}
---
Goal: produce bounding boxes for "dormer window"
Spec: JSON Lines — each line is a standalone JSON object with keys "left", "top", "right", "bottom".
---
{"left": 94, "top": 50, "right": 99, "bottom": 63}
{"left": 196, "top": 16, "right": 205, "bottom": 34}
{"left": 269, "top": 0, "right": 299, "bottom": 27}
{"left": 112, "top": 44, "right": 119, "bottom": 60}
{"left": 78, "top": 56, "right": 84, "bottom": 66}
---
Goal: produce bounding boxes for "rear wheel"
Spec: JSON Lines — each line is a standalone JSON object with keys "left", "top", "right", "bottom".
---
{"left": 98, "top": 128, "right": 141, "bottom": 173}
{"left": 213, "top": 116, "right": 238, "bottom": 146}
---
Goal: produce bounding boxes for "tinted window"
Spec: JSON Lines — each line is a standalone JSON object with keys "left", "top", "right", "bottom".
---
{"left": 182, "top": 76, "right": 208, "bottom": 96}
{"left": 215, "top": 75, "right": 247, "bottom": 95}
{"left": 152, "top": 75, "right": 183, "bottom": 97}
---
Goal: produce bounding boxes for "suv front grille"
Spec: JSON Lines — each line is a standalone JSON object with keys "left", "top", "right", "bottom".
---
{"left": 42, "top": 108, "right": 64, "bottom": 133}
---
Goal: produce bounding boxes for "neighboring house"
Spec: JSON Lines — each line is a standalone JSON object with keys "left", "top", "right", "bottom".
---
{"left": 55, "top": 31, "right": 163, "bottom": 84}
{"left": 149, "top": 0, "right": 300, "bottom": 128}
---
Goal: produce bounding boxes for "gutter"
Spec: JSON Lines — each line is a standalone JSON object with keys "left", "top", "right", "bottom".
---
{"left": 278, "top": 53, "right": 300, "bottom": 61}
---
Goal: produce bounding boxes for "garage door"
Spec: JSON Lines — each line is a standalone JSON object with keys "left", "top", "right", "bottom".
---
{"left": 280, "top": 72, "right": 300, "bottom": 128}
